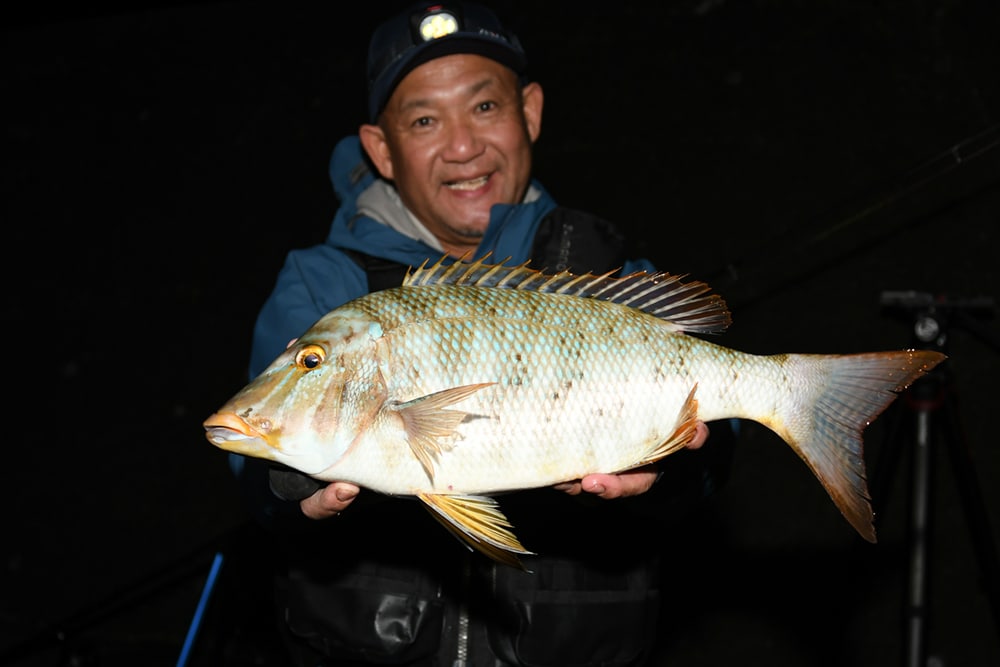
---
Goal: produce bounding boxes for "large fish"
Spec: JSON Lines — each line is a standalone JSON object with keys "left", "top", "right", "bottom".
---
{"left": 204, "top": 256, "right": 945, "bottom": 568}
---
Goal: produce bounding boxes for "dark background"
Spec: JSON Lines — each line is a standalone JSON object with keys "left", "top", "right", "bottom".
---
{"left": 3, "top": 1, "right": 999, "bottom": 665}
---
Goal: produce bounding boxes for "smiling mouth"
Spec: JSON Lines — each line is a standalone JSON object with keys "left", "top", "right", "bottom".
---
{"left": 446, "top": 175, "right": 489, "bottom": 190}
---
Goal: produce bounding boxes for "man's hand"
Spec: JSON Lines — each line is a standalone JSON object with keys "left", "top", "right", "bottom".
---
{"left": 301, "top": 481, "right": 360, "bottom": 519}
{"left": 552, "top": 420, "right": 710, "bottom": 499}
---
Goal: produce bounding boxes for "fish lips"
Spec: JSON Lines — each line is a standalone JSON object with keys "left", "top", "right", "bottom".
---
{"left": 203, "top": 412, "right": 274, "bottom": 458}
{"left": 204, "top": 412, "right": 334, "bottom": 476}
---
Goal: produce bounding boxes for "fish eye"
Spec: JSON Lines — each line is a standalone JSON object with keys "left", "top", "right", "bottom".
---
{"left": 295, "top": 344, "right": 326, "bottom": 370}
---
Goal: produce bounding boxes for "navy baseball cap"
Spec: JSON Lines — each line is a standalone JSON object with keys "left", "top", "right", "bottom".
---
{"left": 366, "top": 2, "right": 528, "bottom": 122}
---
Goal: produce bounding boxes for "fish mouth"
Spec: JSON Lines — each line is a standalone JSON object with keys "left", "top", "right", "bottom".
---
{"left": 203, "top": 412, "right": 274, "bottom": 456}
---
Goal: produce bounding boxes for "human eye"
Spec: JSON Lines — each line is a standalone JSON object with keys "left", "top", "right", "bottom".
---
{"left": 411, "top": 115, "right": 434, "bottom": 129}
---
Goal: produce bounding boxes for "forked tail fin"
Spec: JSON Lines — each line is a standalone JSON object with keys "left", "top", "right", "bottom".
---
{"left": 773, "top": 349, "right": 946, "bottom": 542}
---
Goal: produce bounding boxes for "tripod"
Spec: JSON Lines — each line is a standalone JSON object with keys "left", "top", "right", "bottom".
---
{"left": 871, "top": 291, "right": 1000, "bottom": 667}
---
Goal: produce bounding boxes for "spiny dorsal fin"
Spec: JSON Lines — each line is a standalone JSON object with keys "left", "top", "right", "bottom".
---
{"left": 404, "top": 253, "right": 731, "bottom": 334}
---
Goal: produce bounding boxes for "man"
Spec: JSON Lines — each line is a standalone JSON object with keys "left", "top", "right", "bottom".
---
{"left": 233, "top": 3, "right": 731, "bottom": 665}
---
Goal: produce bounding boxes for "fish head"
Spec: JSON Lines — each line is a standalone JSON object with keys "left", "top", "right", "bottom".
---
{"left": 203, "top": 308, "right": 385, "bottom": 476}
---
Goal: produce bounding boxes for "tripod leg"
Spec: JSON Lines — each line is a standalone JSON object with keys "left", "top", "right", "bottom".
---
{"left": 904, "top": 406, "right": 933, "bottom": 667}
{"left": 940, "top": 388, "right": 1000, "bottom": 639}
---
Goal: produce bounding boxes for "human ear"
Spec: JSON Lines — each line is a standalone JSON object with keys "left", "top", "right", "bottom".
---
{"left": 359, "top": 123, "right": 395, "bottom": 180}
{"left": 521, "top": 82, "right": 543, "bottom": 143}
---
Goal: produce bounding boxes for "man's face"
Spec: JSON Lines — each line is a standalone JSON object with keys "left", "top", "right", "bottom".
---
{"left": 360, "top": 54, "right": 543, "bottom": 257}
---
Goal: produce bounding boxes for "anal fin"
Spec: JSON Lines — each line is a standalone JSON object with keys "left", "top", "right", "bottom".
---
{"left": 636, "top": 384, "right": 700, "bottom": 466}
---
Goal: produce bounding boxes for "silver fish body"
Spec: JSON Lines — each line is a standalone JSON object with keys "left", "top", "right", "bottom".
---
{"left": 205, "top": 257, "right": 945, "bottom": 567}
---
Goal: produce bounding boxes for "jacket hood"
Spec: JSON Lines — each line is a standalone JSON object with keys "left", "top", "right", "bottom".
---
{"left": 325, "top": 135, "right": 555, "bottom": 268}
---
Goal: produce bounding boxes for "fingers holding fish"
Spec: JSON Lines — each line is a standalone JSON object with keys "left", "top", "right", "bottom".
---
{"left": 554, "top": 422, "right": 709, "bottom": 498}
{"left": 556, "top": 464, "right": 659, "bottom": 499}
{"left": 301, "top": 481, "right": 360, "bottom": 520}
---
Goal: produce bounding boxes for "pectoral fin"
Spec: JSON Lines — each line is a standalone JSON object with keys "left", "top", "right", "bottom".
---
{"left": 391, "top": 383, "right": 495, "bottom": 481}
{"left": 636, "top": 384, "right": 700, "bottom": 466}
{"left": 418, "top": 492, "right": 534, "bottom": 570}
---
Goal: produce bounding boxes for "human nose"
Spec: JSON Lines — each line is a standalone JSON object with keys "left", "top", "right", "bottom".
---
{"left": 441, "top": 118, "right": 482, "bottom": 161}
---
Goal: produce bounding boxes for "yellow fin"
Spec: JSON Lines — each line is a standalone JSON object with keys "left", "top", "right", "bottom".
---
{"left": 418, "top": 493, "right": 534, "bottom": 570}
{"left": 636, "top": 384, "right": 700, "bottom": 466}
{"left": 391, "top": 383, "right": 495, "bottom": 481}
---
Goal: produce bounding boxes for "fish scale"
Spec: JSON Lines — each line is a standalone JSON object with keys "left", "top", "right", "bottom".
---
{"left": 205, "top": 256, "right": 946, "bottom": 568}
{"left": 358, "top": 287, "right": 694, "bottom": 485}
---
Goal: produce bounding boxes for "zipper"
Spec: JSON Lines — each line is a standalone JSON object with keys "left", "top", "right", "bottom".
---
{"left": 450, "top": 553, "right": 472, "bottom": 666}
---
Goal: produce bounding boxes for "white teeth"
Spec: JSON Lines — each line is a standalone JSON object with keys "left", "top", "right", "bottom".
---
{"left": 447, "top": 175, "right": 489, "bottom": 190}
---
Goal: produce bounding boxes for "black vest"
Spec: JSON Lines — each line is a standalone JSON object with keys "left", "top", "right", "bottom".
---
{"left": 349, "top": 205, "right": 629, "bottom": 292}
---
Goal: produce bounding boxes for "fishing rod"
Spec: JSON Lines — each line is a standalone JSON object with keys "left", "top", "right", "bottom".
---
{"left": 700, "top": 122, "right": 1000, "bottom": 662}
{"left": 703, "top": 123, "right": 1000, "bottom": 311}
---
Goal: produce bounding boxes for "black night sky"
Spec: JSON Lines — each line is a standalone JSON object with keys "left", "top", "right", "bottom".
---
{"left": 4, "top": 1, "right": 999, "bottom": 665}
